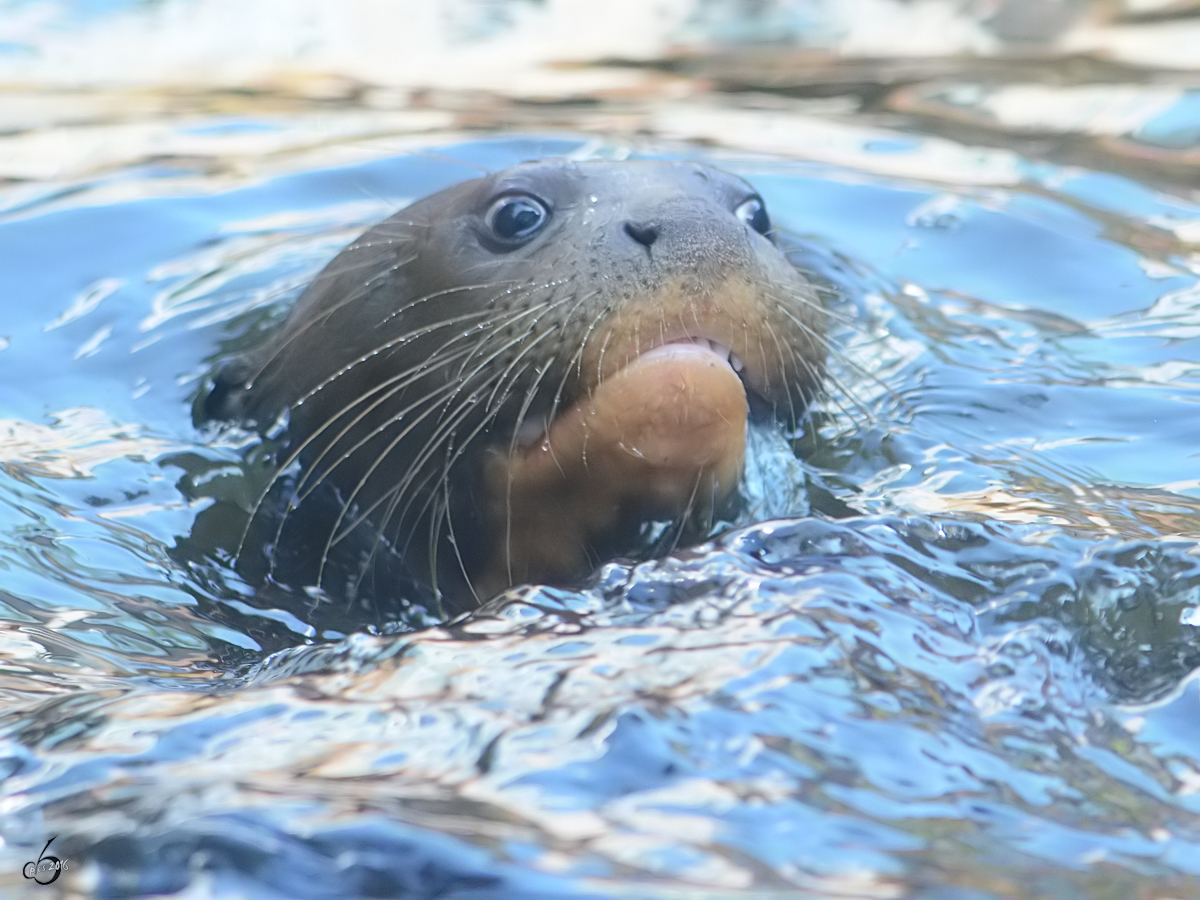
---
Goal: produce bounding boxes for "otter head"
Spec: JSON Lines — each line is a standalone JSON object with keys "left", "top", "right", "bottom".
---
{"left": 207, "top": 160, "right": 826, "bottom": 613}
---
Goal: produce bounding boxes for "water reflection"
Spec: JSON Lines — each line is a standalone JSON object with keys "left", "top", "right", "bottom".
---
{"left": 0, "top": 0, "right": 1199, "bottom": 897}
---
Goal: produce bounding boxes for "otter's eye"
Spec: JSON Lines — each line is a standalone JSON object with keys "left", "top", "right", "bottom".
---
{"left": 486, "top": 195, "right": 549, "bottom": 242}
{"left": 735, "top": 196, "right": 770, "bottom": 236}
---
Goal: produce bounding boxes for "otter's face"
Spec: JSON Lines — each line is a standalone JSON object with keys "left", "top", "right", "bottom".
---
{"left": 407, "top": 161, "right": 824, "bottom": 423}
{"left": 220, "top": 160, "right": 827, "bottom": 610}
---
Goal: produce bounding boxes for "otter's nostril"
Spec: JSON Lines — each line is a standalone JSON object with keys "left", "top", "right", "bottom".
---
{"left": 624, "top": 221, "right": 660, "bottom": 247}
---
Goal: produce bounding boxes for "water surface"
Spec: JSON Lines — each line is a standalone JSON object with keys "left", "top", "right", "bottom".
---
{"left": 2, "top": 2, "right": 1200, "bottom": 898}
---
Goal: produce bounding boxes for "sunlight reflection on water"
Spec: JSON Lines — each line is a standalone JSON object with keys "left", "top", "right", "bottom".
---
{"left": 1, "top": 1, "right": 1200, "bottom": 898}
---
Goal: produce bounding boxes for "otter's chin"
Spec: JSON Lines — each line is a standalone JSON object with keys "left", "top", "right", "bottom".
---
{"left": 479, "top": 339, "right": 749, "bottom": 595}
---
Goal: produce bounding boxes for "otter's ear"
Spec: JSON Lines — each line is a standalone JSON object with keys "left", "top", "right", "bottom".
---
{"left": 195, "top": 358, "right": 255, "bottom": 426}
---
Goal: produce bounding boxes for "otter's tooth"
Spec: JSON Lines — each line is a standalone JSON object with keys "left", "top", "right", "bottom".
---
{"left": 730, "top": 352, "right": 745, "bottom": 373}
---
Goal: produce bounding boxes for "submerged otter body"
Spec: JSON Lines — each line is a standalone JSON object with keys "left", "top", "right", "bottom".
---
{"left": 206, "top": 159, "right": 826, "bottom": 615}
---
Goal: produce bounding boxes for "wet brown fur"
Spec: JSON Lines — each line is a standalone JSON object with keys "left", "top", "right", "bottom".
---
{"left": 205, "top": 160, "right": 828, "bottom": 615}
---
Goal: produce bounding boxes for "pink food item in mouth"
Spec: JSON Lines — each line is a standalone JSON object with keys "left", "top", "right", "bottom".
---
{"left": 480, "top": 338, "right": 749, "bottom": 594}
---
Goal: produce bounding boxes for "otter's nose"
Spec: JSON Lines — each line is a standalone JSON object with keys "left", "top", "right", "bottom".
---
{"left": 623, "top": 221, "right": 660, "bottom": 247}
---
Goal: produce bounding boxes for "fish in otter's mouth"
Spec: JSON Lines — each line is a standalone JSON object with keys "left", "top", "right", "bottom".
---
{"left": 203, "top": 159, "right": 828, "bottom": 615}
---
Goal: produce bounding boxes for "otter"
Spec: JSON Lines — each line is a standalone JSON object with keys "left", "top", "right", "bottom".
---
{"left": 204, "top": 159, "right": 826, "bottom": 616}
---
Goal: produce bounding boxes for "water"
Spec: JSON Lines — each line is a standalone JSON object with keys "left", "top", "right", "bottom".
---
{"left": 2, "top": 1, "right": 1200, "bottom": 897}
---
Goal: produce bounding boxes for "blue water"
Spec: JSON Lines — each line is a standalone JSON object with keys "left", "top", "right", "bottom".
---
{"left": 1, "top": 129, "right": 1198, "bottom": 897}
{"left": 3, "top": 5, "right": 1200, "bottom": 897}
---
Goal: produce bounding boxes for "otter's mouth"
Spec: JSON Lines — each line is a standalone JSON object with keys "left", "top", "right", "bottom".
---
{"left": 478, "top": 330, "right": 751, "bottom": 595}
{"left": 513, "top": 336, "right": 748, "bottom": 450}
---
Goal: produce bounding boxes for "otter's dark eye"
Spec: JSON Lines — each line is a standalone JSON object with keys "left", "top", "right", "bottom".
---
{"left": 486, "top": 195, "right": 549, "bottom": 242}
{"left": 735, "top": 196, "right": 770, "bottom": 236}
